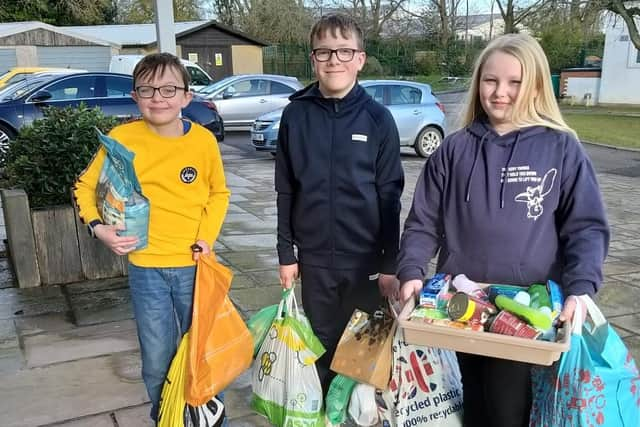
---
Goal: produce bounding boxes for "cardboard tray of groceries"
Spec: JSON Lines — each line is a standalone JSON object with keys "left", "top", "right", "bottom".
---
{"left": 397, "top": 298, "right": 571, "bottom": 366}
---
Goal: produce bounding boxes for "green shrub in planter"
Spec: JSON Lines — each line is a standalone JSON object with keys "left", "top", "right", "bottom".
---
{"left": 3, "top": 104, "right": 118, "bottom": 208}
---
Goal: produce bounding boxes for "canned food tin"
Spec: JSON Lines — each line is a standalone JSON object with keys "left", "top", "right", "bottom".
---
{"left": 447, "top": 292, "right": 497, "bottom": 324}
{"left": 486, "top": 311, "right": 542, "bottom": 339}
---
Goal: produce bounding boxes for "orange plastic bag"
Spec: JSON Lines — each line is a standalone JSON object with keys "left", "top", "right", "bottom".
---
{"left": 185, "top": 253, "right": 254, "bottom": 406}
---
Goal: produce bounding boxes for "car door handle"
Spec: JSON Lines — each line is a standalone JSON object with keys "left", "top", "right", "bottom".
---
{"left": 258, "top": 99, "right": 267, "bottom": 103}
{"left": 413, "top": 110, "right": 421, "bottom": 115}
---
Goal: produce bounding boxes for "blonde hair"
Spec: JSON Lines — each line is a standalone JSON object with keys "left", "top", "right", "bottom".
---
{"left": 462, "top": 33, "right": 576, "bottom": 138}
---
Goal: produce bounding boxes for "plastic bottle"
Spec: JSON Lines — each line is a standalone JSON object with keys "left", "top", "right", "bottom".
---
{"left": 452, "top": 274, "right": 489, "bottom": 300}
{"left": 528, "top": 284, "right": 552, "bottom": 309}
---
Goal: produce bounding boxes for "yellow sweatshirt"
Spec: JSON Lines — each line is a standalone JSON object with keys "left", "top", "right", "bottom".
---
{"left": 74, "top": 120, "right": 230, "bottom": 267}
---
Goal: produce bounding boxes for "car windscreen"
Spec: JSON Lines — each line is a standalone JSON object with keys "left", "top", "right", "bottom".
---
{"left": 0, "top": 77, "right": 50, "bottom": 102}
{"left": 196, "top": 76, "right": 237, "bottom": 95}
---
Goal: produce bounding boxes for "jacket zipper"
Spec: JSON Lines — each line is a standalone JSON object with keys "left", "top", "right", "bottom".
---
{"left": 330, "top": 100, "right": 339, "bottom": 267}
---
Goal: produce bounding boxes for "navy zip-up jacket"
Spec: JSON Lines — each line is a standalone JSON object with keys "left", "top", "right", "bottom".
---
{"left": 275, "top": 82, "right": 404, "bottom": 273}
{"left": 397, "top": 119, "right": 609, "bottom": 297}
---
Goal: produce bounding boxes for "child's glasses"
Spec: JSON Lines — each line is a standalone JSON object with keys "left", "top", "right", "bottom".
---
{"left": 312, "top": 48, "right": 361, "bottom": 62}
{"left": 135, "top": 85, "right": 187, "bottom": 98}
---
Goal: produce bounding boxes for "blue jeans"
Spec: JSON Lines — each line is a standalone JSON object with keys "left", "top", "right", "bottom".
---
{"left": 128, "top": 263, "right": 196, "bottom": 422}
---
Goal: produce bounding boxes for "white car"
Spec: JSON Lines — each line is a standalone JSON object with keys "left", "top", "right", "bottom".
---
{"left": 109, "top": 55, "right": 213, "bottom": 91}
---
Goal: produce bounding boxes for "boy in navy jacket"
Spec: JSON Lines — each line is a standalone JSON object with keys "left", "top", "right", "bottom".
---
{"left": 275, "top": 13, "right": 404, "bottom": 392}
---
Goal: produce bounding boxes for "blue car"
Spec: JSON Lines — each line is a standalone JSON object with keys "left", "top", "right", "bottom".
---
{"left": 0, "top": 72, "right": 224, "bottom": 154}
{"left": 251, "top": 80, "right": 445, "bottom": 158}
{"left": 250, "top": 108, "right": 283, "bottom": 154}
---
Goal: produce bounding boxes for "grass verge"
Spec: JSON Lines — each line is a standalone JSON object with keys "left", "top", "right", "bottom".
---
{"left": 563, "top": 113, "right": 640, "bottom": 149}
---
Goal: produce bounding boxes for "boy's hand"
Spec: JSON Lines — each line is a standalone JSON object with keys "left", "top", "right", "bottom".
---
{"left": 279, "top": 263, "right": 298, "bottom": 289}
{"left": 400, "top": 279, "right": 423, "bottom": 303}
{"left": 191, "top": 240, "right": 211, "bottom": 261}
{"left": 94, "top": 224, "right": 138, "bottom": 256}
{"left": 378, "top": 274, "right": 399, "bottom": 300}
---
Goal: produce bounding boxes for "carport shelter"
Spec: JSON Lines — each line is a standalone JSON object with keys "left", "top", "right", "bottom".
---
{"left": 0, "top": 21, "right": 118, "bottom": 72}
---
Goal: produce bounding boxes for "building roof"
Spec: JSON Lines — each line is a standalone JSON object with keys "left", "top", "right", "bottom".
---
{"left": 63, "top": 20, "right": 267, "bottom": 47}
{"left": 0, "top": 21, "right": 118, "bottom": 47}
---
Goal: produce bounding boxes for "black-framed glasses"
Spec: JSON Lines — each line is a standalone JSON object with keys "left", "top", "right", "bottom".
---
{"left": 312, "top": 48, "right": 361, "bottom": 62}
{"left": 134, "top": 85, "right": 187, "bottom": 98}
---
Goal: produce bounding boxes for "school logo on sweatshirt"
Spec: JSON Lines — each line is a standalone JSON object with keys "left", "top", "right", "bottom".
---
{"left": 352, "top": 134, "right": 368, "bottom": 143}
{"left": 507, "top": 167, "right": 557, "bottom": 221}
{"left": 180, "top": 166, "right": 197, "bottom": 183}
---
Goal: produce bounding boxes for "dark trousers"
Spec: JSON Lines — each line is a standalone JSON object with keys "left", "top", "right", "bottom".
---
{"left": 457, "top": 353, "right": 532, "bottom": 427}
{"left": 299, "top": 263, "right": 383, "bottom": 395}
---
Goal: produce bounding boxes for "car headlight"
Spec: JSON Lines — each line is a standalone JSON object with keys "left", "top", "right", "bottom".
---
{"left": 272, "top": 120, "right": 280, "bottom": 130}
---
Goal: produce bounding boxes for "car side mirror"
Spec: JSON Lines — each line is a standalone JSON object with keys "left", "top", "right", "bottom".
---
{"left": 222, "top": 90, "right": 234, "bottom": 99}
{"left": 30, "top": 90, "right": 52, "bottom": 102}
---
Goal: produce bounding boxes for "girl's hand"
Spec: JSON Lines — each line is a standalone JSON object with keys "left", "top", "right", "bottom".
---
{"left": 191, "top": 240, "right": 211, "bottom": 261}
{"left": 94, "top": 224, "right": 138, "bottom": 256}
{"left": 400, "top": 279, "right": 423, "bottom": 303}
{"left": 559, "top": 295, "right": 588, "bottom": 324}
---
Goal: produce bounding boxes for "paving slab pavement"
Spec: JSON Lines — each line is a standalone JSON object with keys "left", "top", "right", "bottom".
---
{"left": 0, "top": 136, "right": 637, "bottom": 426}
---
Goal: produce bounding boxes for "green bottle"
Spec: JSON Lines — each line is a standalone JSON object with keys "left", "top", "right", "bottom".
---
{"left": 528, "top": 284, "right": 552, "bottom": 309}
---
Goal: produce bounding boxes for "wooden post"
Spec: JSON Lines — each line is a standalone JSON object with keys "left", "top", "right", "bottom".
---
{"left": 73, "top": 204, "right": 127, "bottom": 280}
{"left": 1, "top": 189, "right": 40, "bottom": 288}
{"left": 32, "top": 206, "right": 83, "bottom": 285}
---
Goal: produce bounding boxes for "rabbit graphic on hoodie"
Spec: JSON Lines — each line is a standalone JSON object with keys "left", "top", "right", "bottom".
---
{"left": 397, "top": 119, "right": 610, "bottom": 298}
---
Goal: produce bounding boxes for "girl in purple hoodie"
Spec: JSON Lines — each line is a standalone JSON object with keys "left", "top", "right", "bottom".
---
{"left": 397, "top": 33, "right": 609, "bottom": 426}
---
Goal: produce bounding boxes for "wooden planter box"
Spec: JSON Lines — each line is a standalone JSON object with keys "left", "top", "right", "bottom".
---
{"left": 1, "top": 189, "right": 126, "bottom": 287}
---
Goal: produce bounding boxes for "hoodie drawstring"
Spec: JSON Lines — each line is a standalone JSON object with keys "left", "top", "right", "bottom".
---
{"left": 465, "top": 131, "right": 490, "bottom": 202}
{"left": 500, "top": 132, "right": 520, "bottom": 208}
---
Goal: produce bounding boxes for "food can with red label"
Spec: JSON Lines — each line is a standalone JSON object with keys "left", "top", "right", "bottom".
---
{"left": 447, "top": 292, "right": 497, "bottom": 324}
{"left": 485, "top": 311, "right": 542, "bottom": 339}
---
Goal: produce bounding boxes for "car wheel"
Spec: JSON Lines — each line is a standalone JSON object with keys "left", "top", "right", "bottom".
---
{"left": 414, "top": 126, "right": 442, "bottom": 158}
{"left": 0, "top": 124, "right": 15, "bottom": 159}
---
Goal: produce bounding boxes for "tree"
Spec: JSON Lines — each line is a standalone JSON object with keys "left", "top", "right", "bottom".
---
{"left": 341, "top": 0, "right": 409, "bottom": 40}
{"left": 495, "top": 0, "right": 549, "bottom": 33}
{"left": 115, "top": 0, "right": 201, "bottom": 23}
{"left": 204, "top": 0, "right": 241, "bottom": 25}
{"left": 0, "top": 0, "right": 117, "bottom": 25}
{"left": 238, "top": 0, "right": 311, "bottom": 44}
{"left": 398, "top": 0, "right": 462, "bottom": 49}
{"left": 527, "top": 0, "right": 603, "bottom": 70}
{"left": 605, "top": 0, "right": 640, "bottom": 50}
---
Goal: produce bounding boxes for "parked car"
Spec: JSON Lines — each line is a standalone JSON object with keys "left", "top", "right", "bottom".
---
{"left": 251, "top": 80, "right": 446, "bottom": 158}
{"left": 109, "top": 55, "right": 213, "bottom": 91}
{"left": 0, "top": 72, "right": 224, "bottom": 155}
{"left": 0, "top": 67, "right": 87, "bottom": 89}
{"left": 196, "top": 74, "right": 303, "bottom": 130}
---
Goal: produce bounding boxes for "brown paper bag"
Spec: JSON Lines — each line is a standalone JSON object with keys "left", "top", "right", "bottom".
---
{"left": 330, "top": 308, "right": 397, "bottom": 390}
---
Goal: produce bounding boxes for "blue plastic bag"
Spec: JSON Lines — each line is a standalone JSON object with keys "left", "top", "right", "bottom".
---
{"left": 529, "top": 295, "right": 640, "bottom": 427}
{"left": 95, "top": 129, "right": 149, "bottom": 250}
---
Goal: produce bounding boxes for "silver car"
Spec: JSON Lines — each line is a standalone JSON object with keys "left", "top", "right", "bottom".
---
{"left": 361, "top": 80, "right": 445, "bottom": 157}
{"left": 196, "top": 74, "right": 303, "bottom": 130}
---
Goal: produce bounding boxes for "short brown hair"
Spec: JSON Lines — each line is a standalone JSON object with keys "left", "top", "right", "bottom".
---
{"left": 309, "top": 13, "right": 364, "bottom": 50}
{"left": 132, "top": 53, "right": 190, "bottom": 90}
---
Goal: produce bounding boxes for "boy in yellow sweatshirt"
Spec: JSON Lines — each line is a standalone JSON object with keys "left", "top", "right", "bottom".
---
{"left": 74, "top": 53, "right": 230, "bottom": 422}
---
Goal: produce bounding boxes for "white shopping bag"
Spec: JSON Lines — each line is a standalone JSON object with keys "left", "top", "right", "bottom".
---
{"left": 250, "top": 290, "right": 325, "bottom": 427}
{"left": 377, "top": 328, "right": 463, "bottom": 427}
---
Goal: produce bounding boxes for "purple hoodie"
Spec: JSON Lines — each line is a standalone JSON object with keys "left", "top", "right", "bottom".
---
{"left": 397, "top": 119, "right": 610, "bottom": 297}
